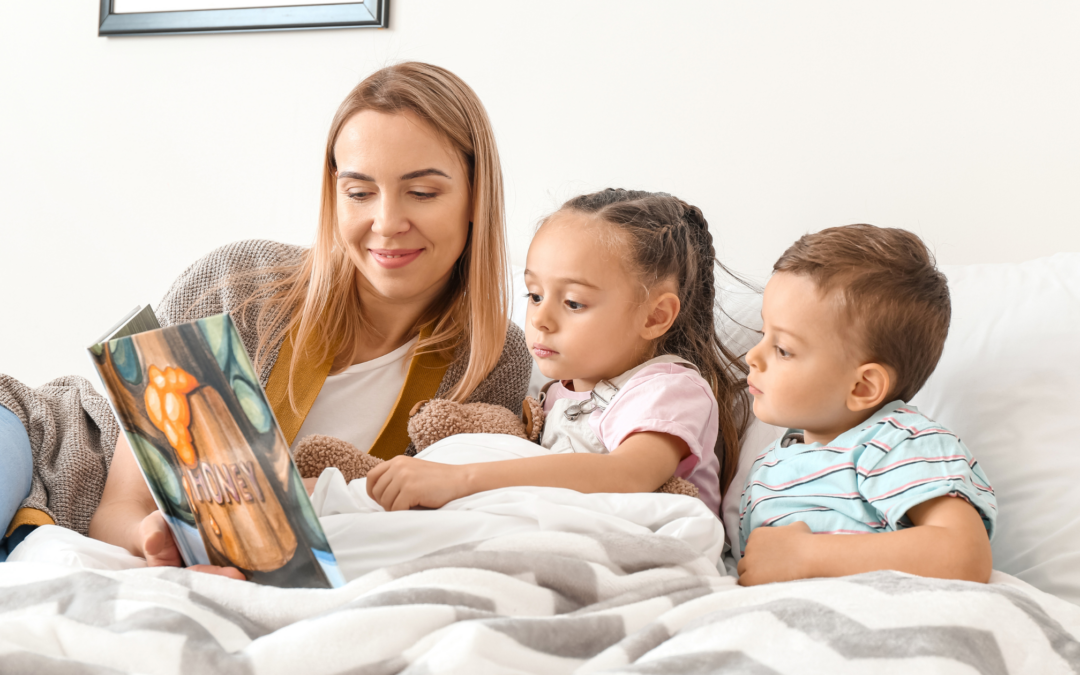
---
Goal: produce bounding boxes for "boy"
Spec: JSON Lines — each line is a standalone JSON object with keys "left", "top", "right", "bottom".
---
{"left": 737, "top": 224, "right": 996, "bottom": 586}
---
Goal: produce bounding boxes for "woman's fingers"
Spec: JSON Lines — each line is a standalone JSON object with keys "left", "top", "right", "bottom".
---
{"left": 140, "top": 511, "right": 245, "bottom": 579}
{"left": 188, "top": 564, "right": 247, "bottom": 581}
{"left": 140, "top": 511, "right": 182, "bottom": 567}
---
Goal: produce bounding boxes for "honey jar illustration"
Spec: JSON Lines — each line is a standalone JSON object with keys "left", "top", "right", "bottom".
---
{"left": 145, "top": 365, "right": 297, "bottom": 571}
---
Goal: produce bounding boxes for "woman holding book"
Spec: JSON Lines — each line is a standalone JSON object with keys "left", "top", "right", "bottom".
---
{"left": 57, "top": 62, "right": 529, "bottom": 574}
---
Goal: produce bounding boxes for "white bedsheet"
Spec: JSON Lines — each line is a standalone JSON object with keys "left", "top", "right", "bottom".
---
{"left": 9, "top": 433, "right": 724, "bottom": 582}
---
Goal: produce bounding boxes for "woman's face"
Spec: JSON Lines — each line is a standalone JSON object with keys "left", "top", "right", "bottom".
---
{"left": 334, "top": 110, "right": 472, "bottom": 309}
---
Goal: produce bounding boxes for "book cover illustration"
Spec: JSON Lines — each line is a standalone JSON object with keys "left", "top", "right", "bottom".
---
{"left": 90, "top": 312, "right": 344, "bottom": 589}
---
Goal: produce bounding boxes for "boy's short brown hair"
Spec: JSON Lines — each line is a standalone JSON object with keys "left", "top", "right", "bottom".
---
{"left": 773, "top": 224, "right": 950, "bottom": 402}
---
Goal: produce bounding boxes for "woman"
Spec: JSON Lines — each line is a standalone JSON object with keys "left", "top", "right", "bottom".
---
{"left": 86, "top": 62, "right": 531, "bottom": 575}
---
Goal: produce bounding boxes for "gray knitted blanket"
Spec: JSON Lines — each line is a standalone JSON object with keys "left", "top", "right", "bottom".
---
{"left": 0, "top": 239, "right": 530, "bottom": 535}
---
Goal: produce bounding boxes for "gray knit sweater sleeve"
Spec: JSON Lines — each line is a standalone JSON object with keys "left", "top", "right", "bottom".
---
{"left": 156, "top": 239, "right": 305, "bottom": 386}
{"left": 0, "top": 374, "right": 118, "bottom": 536}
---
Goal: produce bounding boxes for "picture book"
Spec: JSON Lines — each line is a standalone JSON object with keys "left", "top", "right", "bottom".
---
{"left": 90, "top": 308, "right": 345, "bottom": 589}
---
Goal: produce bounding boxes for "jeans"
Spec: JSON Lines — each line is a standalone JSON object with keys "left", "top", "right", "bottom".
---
{"left": 0, "top": 404, "right": 33, "bottom": 562}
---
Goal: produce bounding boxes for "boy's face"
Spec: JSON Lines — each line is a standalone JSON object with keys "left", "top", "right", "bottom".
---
{"left": 523, "top": 213, "right": 658, "bottom": 392}
{"left": 745, "top": 272, "right": 874, "bottom": 445}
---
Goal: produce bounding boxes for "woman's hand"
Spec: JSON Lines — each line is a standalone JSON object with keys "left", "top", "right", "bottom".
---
{"left": 366, "top": 456, "right": 469, "bottom": 511}
{"left": 186, "top": 565, "right": 246, "bottom": 580}
{"left": 90, "top": 435, "right": 245, "bottom": 580}
{"left": 138, "top": 510, "right": 183, "bottom": 567}
{"left": 137, "top": 510, "right": 246, "bottom": 580}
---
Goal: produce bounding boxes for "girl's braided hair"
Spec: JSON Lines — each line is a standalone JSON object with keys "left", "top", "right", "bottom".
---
{"left": 556, "top": 188, "right": 752, "bottom": 498}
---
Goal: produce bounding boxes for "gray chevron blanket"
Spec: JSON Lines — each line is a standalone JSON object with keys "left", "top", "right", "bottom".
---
{"left": 1, "top": 527, "right": 1078, "bottom": 674}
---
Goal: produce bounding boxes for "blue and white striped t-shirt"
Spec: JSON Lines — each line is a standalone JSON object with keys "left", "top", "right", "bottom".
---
{"left": 739, "top": 401, "right": 996, "bottom": 551}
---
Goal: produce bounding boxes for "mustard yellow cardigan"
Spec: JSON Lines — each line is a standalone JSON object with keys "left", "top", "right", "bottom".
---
{"left": 266, "top": 323, "right": 454, "bottom": 460}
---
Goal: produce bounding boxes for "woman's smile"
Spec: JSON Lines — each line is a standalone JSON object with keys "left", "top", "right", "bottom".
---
{"left": 334, "top": 109, "right": 472, "bottom": 305}
{"left": 369, "top": 248, "right": 423, "bottom": 269}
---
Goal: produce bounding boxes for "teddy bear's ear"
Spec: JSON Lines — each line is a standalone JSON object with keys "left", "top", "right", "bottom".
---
{"left": 655, "top": 476, "right": 699, "bottom": 498}
{"left": 522, "top": 397, "right": 545, "bottom": 443}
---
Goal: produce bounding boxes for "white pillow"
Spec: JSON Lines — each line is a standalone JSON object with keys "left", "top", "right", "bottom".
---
{"left": 722, "top": 413, "right": 784, "bottom": 560}
{"left": 713, "top": 281, "right": 787, "bottom": 558}
{"left": 911, "top": 253, "right": 1080, "bottom": 605}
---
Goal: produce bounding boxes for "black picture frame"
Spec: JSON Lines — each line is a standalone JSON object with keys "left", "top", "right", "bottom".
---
{"left": 99, "top": 0, "right": 389, "bottom": 37}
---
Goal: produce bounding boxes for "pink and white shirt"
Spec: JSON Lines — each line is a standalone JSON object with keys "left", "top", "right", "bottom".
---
{"left": 540, "top": 356, "right": 722, "bottom": 515}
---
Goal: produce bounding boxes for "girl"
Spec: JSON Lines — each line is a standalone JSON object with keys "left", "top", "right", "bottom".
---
{"left": 366, "top": 189, "right": 751, "bottom": 515}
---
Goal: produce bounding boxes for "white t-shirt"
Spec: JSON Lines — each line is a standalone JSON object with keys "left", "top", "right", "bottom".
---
{"left": 289, "top": 336, "right": 417, "bottom": 454}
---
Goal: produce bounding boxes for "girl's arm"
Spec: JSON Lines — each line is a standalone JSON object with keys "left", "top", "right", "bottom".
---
{"left": 366, "top": 431, "right": 690, "bottom": 512}
{"left": 736, "top": 495, "right": 993, "bottom": 586}
{"left": 88, "top": 434, "right": 243, "bottom": 579}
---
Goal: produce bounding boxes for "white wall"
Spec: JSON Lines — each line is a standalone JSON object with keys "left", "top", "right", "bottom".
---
{"left": 2, "top": 1, "right": 1078, "bottom": 387}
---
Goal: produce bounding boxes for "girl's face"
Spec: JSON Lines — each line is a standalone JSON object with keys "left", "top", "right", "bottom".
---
{"left": 524, "top": 213, "right": 671, "bottom": 392}
{"left": 334, "top": 110, "right": 472, "bottom": 310}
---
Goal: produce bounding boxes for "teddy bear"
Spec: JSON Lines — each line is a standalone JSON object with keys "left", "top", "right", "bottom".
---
{"left": 294, "top": 397, "right": 699, "bottom": 498}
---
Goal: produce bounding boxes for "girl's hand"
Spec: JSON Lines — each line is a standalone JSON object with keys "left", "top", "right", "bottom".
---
{"left": 737, "top": 521, "right": 815, "bottom": 586}
{"left": 366, "top": 456, "right": 469, "bottom": 511}
{"left": 137, "top": 510, "right": 246, "bottom": 580}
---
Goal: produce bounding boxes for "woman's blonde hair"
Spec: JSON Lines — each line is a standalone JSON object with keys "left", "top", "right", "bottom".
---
{"left": 250, "top": 62, "right": 509, "bottom": 409}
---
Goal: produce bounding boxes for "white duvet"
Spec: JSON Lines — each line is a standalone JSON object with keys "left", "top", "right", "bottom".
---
{"left": 313, "top": 433, "right": 726, "bottom": 580}
{"left": 9, "top": 433, "right": 725, "bottom": 580}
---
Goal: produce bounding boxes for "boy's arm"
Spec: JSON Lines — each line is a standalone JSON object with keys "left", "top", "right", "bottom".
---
{"left": 737, "top": 495, "right": 993, "bottom": 586}
{"left": 366, "top": 432, "right": 688, "bottom": 511}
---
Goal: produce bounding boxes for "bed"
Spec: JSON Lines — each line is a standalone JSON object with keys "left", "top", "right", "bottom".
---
{"left": 2, "top": 253, "right": 1078, "bottom": 674}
